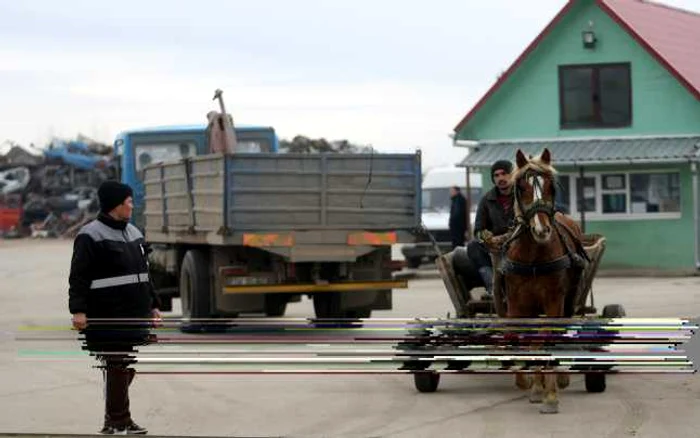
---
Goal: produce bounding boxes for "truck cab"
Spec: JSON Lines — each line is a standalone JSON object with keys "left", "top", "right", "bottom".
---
{"left": 401, "top": 165, "right": 482, "bottom": 268}
{"left": 114, "top": 124, "right": 278, "bottom": 229}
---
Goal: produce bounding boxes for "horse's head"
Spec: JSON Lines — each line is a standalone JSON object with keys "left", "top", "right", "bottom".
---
{"left": 512, "top": 148, "right": 558, "bottom": 245}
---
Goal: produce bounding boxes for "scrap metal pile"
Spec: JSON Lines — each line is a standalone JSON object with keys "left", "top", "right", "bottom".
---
{"left": 0, "top": 136, "right": 118, "bottom": 239}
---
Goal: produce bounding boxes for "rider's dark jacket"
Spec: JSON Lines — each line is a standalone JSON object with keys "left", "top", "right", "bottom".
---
{"left": 473, "top": 186, "right": 571, "bottom": 241}
{"left": 473, "top": 187, "right": 515, "bottom": 241}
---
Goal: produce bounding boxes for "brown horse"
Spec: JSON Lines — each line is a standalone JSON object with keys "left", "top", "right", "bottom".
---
{"left": 496, "top": 148, "right": 588, "bottom": 414}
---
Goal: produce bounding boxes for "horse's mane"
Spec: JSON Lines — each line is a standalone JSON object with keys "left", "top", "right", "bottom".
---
{"left": 510, "top": 153, "right": 558, "bottom": 184}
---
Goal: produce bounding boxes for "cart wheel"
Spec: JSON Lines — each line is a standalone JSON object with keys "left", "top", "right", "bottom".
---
{"left": 602, "top": 304, "right": 626, "bottom": 318}
{"left": 414, "top": 372, "right": 440, "bottom": 393}
{"left": 584, "top": 373, "right": 606, "bottom": 393}
{"left": 407, "top": 257, "right": 422, "bottom": 269}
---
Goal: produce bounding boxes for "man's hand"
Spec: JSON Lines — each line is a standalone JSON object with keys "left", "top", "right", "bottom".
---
{"left": 151, "top": 308, "right": 163, "bottom": 328}
{"left": 478, "top": 230, "right": 494, "bottom": 244}
{"left": 71, "top": 313, "right": 87, "bottom": 330}
{"left": 484, "top": 233, "right": 508, "bottom": 253}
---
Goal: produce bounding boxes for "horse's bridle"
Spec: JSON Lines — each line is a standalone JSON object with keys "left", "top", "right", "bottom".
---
{"left": 498, "top": 168, "right": 589, "bottom": 279}
{"left": 513, "top": 168, "right": 557, "bottom": 227}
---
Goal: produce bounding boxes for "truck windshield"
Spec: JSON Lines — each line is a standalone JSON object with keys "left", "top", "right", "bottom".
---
{"left": 422, "top": 187, "right": 482, "bottom": 213}
{"left": 134, "top": 142, "right": 198, "bottom": 172}
{"left": 235, "top": 139, "right": 269, "bottom": 153}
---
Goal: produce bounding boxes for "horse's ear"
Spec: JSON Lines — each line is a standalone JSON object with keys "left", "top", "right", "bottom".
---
{"left": 516, "top": 149, "right": 528, "bottom": 168}
{"left": 541, "top": 148, "right": 551, "bottom": 165}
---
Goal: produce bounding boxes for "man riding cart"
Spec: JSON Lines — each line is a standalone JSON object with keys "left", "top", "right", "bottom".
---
{"left": 451, "top": 160, "right": 515, "bottom": 298}
{"left": 451, "top": 159, "right": 568, "bottom": 301}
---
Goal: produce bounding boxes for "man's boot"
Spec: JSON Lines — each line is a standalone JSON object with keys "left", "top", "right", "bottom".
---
{"left": 478, "top": 266, "right": 494, "bottom": 298}
{"left": 103, "top": 365, "right": 131, "bottom": 432}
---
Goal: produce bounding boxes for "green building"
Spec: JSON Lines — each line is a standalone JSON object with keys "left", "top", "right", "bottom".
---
{"left": 454, "top": 0, "right": 700, "bottom": 274}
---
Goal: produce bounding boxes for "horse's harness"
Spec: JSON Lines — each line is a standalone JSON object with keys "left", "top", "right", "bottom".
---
{"left": 498, "top": 169, "right": 590, "bottom": 278}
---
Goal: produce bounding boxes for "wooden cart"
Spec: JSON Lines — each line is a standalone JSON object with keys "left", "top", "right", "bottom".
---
{"left": 408, "top": 233, "right": 626, "bottom": 394}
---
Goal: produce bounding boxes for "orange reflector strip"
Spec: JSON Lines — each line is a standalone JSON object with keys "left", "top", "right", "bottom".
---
{"left": 243, "top": 233, "right": 294, "bottom": 247}
{"left": 347, "top": 231, "right": 398, "bottom": 246}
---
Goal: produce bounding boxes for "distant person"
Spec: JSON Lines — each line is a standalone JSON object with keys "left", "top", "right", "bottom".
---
{"left": 68, "top": 180, "right": 161, "bottom": 435}
{"left": 448, "top": 186, "right": 468, "bottom": 249}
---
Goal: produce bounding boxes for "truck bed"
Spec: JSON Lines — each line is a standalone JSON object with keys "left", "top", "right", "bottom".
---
{"left": 142, "top": 152, "right": 422, "bottom": 244}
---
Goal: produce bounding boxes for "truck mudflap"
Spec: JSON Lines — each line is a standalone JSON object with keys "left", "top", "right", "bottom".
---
{"left": 221, "top": 279, "right": 408, "bottom": 294}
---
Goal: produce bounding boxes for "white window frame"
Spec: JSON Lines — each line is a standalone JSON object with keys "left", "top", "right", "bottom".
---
{"left": 559, "top": 169, "right": 682, "bottom": 221}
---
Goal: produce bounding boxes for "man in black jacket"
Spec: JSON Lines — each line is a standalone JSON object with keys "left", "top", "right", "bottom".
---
{"left": 464, "top": 160, "right": 515, "bottom": 297}
{"left": 448, "top": 186, "right": 468, "bottom": 249}
{"left": 69, "top": 181, "right": 161, "bottom": 435}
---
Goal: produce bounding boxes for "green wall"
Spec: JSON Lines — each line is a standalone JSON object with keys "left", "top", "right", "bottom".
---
{"left": 567, "top": 164, "right": 694, "bottom": 271}
{"left": 456, "top": 0, "right": 700, "bottom": 141}
{"left": 474, "top": 164, "right": 696, "bottom": 271}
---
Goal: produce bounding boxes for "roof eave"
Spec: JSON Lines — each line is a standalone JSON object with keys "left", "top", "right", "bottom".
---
{"left": 452, "top": 0, "right": 578, "bottom": 135}
{"left": 597, "top": 0, "right": 700, "bottom": 101}
{"left": 461, "top": 157, "right": 696, "bottom": 167}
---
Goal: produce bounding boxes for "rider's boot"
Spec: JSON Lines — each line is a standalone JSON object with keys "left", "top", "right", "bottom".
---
{"left": 478, "top": 266, "right": 494, "bottom": 299}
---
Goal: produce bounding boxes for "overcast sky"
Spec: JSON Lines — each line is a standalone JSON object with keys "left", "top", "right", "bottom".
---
{"left": 0, "top": 0, "right": 697, "bottom": 169}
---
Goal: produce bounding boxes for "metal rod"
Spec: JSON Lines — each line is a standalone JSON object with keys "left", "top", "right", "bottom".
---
{"left": 578, "top": 166, "right": 586, "bottom": 234}
{"left": 465, "top": 166, "right": 472, "bottom": 240}
{"left": 693, "top": 162, "right": 700, "bottom": 268}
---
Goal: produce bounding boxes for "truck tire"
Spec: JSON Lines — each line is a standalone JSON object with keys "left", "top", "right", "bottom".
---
{"left": 312, "top": 293, "right": 369, "bottom": 327}
{"left": 313, "top": 292, "right": 342, "bottom": 319}
{"left": 179, "top": 249, "right": 212, "bottom": 333}
{"left": 264, "top": 294, "right": 288, "bottom": 317}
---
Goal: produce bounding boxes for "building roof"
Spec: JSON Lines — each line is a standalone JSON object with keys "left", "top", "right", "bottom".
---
{"left": 454, "top": 0, "right": 700, "bottom": 134}
{"left": 459, "top": 135, "right": 700, "bottom": 167}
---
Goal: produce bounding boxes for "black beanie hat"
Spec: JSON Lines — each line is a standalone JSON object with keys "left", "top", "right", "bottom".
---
{"left": 490, "top": 160, "right": 513, "bottom": 183}
{"left": 98, "top": 181, "right": 133, "bottom": 213}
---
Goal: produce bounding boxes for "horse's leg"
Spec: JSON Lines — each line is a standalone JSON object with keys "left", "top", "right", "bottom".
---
{"left": 539, "top": 285, "right": 567, "bottom": 414}
{"left": 506, "top": 286, "right": 538, "bottom": 394}
{"left": 530, "top": 371, "right": 545, "bottom": 404}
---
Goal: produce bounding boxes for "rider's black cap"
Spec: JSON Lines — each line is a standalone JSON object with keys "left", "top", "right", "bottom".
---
{"left": 491, "top": 160, "right": 513, "bottom": 183}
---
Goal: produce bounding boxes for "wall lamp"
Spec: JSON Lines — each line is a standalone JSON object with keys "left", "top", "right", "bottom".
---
{"left": 582, "top": 30, "right": 597, "bottom": 49}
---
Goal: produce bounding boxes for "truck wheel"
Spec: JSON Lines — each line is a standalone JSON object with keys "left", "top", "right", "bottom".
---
{"left": 313, "top": 293, "right": 342, "bottom": 319}
{"left": 159, "top": 296, "right": 173, "bottom": 312}
{"left": 179, "top": 249, "right": 212, "bottom": 333}
{"left": 264, "top": 294, "right": 288, "bottom": 317}
{"left": 347, "top": 308, "right": 372, "bottom": 319}
{"left": 313, "top": 293, "right": 368, "bottom": 328}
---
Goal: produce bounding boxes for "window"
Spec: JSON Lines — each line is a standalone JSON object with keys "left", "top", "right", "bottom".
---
{"left": 559, "top": 63, "right": 632, "bottom": 129}
{"left": 560, "top": 171, "right": 681, "bottom": 218}
{"left": 630, "top": 173, "right": 681, "bottom": 213}
{"left": 576, "top": 176, "right": 597, "bottom": 212}
{"left": 235, "top": 130, "right": 274, "bottom": 153}
{"left": 602, "top": 174, "right": 627, "bottom": 213}
{"left": 555, "top": 175, "right": 571, "bottom": 213}
{"left": 134, "top": 141, "right": 198, "bottom": 174}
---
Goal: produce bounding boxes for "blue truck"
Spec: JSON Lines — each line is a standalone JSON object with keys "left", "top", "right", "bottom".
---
{"left": 114, "top": 121, "right": 421, "bottom": 328}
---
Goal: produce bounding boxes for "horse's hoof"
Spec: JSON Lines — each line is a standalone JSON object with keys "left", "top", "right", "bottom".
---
{"left": 515, "top": 374, "right": 533, "bottom": 390}
{"left": 557, "top": 374, "right": 570, "bottom": 389}
{"left": 557, "top": 374, "right": 570, "bottom": 388}
{"left": 529, "top": 389, "right": 544, "bottom": 404}
{"left": 539, "top": 401, "right": 559, "bottom": 414}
